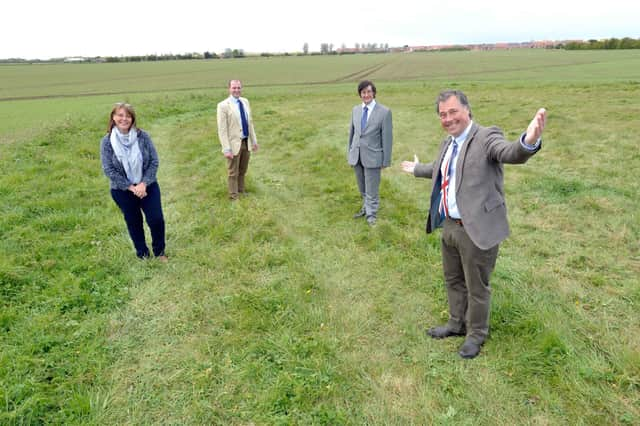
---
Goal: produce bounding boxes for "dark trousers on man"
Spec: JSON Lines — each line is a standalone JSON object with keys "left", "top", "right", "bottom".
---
{"left": 227, "top": 138, "right": 250, "bottom": 200}
{"left": 111, "top": 182, "right": 166, "bottom": 258}
{"left": 441, "top": 217, "right": 499, "bottom": 344}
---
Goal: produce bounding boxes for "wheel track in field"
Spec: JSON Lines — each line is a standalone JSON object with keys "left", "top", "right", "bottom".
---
{"left": 327, "top": 60, "right": 391, "bottom": 83}
{"left": 0, "top": 59, "right": 398, "bottom": 102}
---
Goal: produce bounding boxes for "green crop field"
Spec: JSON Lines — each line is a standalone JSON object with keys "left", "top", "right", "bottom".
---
{"left": 1, "top": 50, "right": 639, "bottom": 424}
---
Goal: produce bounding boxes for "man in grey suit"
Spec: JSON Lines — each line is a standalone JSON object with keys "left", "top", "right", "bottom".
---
{"left": 348, "top": 80, "right": 393, "bottom": 226}
{"left": 401, "top": 89, "right": 547, "bottom": 359}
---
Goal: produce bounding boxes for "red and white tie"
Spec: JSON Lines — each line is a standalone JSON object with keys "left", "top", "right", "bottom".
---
{"left": 439, "top": 138, "right": 458, "bottom": 218}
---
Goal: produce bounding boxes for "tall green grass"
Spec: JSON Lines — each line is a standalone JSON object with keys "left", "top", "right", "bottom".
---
{"left": 1, "top": 52, "right": 639, "bottom": 424}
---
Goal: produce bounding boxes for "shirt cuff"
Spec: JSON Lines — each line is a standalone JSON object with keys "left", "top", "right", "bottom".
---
{"left": 519, "top": 132, "right": 541, "bottom": 151}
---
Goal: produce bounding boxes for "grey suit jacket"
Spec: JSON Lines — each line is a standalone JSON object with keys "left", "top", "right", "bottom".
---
{"left": 347, "top": 103, "right": 393, "bottom": 168}
{"left": 414, "top": 123, "right": 540, "bottom": 250}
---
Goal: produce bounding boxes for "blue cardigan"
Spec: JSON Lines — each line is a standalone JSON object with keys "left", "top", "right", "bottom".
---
{"left": 100, "top": 129, "right": 159, "bottom": 190}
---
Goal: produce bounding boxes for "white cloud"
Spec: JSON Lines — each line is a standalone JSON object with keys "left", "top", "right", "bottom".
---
{"left": 3, "top": 0, "right": 639, "bottom": 59}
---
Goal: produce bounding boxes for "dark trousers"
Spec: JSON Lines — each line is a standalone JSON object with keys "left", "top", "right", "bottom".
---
{"left": 441, "top": 217, "right": 499, "bottom": 344}
{"left": 111, "top": 182, "right": 166, "bottom": 258}
{"left": 226, "top": 139, "right": 251, "bottom": 199}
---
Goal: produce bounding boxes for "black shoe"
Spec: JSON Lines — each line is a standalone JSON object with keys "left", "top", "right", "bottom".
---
{"left": 458, "top": 339, "right": 482, "bottom": 359}
{"left": 353, "top": 209, "right": 366, "bottom": 219}
{"left": 426, "top": 325, "right": 466, "bottom": 339}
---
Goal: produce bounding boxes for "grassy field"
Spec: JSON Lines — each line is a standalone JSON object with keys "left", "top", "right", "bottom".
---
{"left": 1, "top": 50, "right": 639, "bottom": 424}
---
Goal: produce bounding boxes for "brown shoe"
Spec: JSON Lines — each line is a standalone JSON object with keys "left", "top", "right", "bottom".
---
{"left": 157, "top": 255, "right": 169, "bottom": 263}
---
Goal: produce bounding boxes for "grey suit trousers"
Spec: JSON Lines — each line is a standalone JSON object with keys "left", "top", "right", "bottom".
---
{"left": 441, "top": 217, "right": 499, "bottom": 344}
{"left": 353, "top": 160, "right": 381, "bottom": 219}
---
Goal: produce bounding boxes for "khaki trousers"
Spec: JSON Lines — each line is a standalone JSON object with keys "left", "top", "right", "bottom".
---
{"left": 441, "top": 217, "right": 499, "bottom": 344}
{"left": 226, "top": 139, "right": 250, "bottom": 199}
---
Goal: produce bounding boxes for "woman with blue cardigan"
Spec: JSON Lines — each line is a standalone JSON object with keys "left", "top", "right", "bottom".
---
{"left": 100, "top": 102, "right": 168, "bottom": 261}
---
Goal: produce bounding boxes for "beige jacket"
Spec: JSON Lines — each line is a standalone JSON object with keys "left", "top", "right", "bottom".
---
{"left": 216, "top": 96, "right": 258, "bottom": 155}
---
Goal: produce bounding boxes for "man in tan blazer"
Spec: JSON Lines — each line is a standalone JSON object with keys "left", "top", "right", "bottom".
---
{"left": 401, "top": 89, "right": 546, "bottom": 359}
{"left": 217, "top": 79, "right": 259, "bottom": 200}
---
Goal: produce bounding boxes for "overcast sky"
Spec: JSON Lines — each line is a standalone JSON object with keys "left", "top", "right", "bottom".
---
{"left": 3, "top": 0, "right": 639, "bottom": 59}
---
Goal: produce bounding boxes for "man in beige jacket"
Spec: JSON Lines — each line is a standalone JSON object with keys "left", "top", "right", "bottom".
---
{"left": 217, "top": 79, "right": 259, "bottom": 200}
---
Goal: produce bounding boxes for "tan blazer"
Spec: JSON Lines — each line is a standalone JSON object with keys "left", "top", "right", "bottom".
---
{"left": 414, "top": 123, "right": 540, "bottom": 250}
{"left": 216, "top": 96, "right": 258, "bottom": 155}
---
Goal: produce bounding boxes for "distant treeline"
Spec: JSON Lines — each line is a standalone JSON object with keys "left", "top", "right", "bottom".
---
{"left": 2, "top": 37, "right": 640, "bottom": 64}
{"left": 562, "top": 37, "right": 640, "bottom": 50}
{"left": 103, "top": 53, "right": 209, "bottom": 62}
{"left": 0, "top": 50, "right": 243, "bottom": 64}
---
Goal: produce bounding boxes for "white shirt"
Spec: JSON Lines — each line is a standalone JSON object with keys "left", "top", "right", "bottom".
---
{"left": 443, "top": 121, "right": 473, "bottom": 219}
{"left": 361, "top": 99, "right": 376, "bottom": 126}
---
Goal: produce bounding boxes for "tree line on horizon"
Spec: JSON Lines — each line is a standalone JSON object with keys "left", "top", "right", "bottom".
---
{"left": 561, "top": 37, "right": 640, "bottom": 50}
{"left": 2, "top": 37, "right": 639, "bottom": 64}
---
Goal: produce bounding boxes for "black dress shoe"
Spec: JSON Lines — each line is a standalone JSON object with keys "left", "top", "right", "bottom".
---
{"left": 427, "top": 325, "right": 466, "bottom": 339}
{"left": 353, "top": 209, "right": 366, "bottom": 219}
{"left": 458, "top": 339, "right": 482, "bottom": 359}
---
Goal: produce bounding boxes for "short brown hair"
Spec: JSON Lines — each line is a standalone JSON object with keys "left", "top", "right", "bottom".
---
{"left": 357, "top": 80, "right": 376, "bottom": 97}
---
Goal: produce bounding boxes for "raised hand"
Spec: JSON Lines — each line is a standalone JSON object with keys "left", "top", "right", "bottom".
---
{"left": 524, "top": 108, "right": 547, "bottom": 145}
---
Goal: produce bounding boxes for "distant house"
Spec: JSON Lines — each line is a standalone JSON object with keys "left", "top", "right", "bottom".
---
{"left": 531, "top": 40, "right": 558, "bottom": 48}
{"left": 63, "top": 57, "right": 86, "bottom": 63}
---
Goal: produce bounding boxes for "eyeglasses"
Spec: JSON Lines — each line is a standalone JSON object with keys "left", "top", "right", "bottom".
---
{"left": 114, "top": 102, "right": 132, "bottom": 108}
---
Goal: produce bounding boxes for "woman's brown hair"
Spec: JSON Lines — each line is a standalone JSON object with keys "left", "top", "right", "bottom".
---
{"left": 107, "top": 102, "right": 137, "bottom": 133}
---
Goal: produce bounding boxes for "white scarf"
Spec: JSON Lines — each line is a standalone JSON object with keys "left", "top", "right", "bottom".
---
{"left": 110, "top": 127, "right": 143, "bottom": 184}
